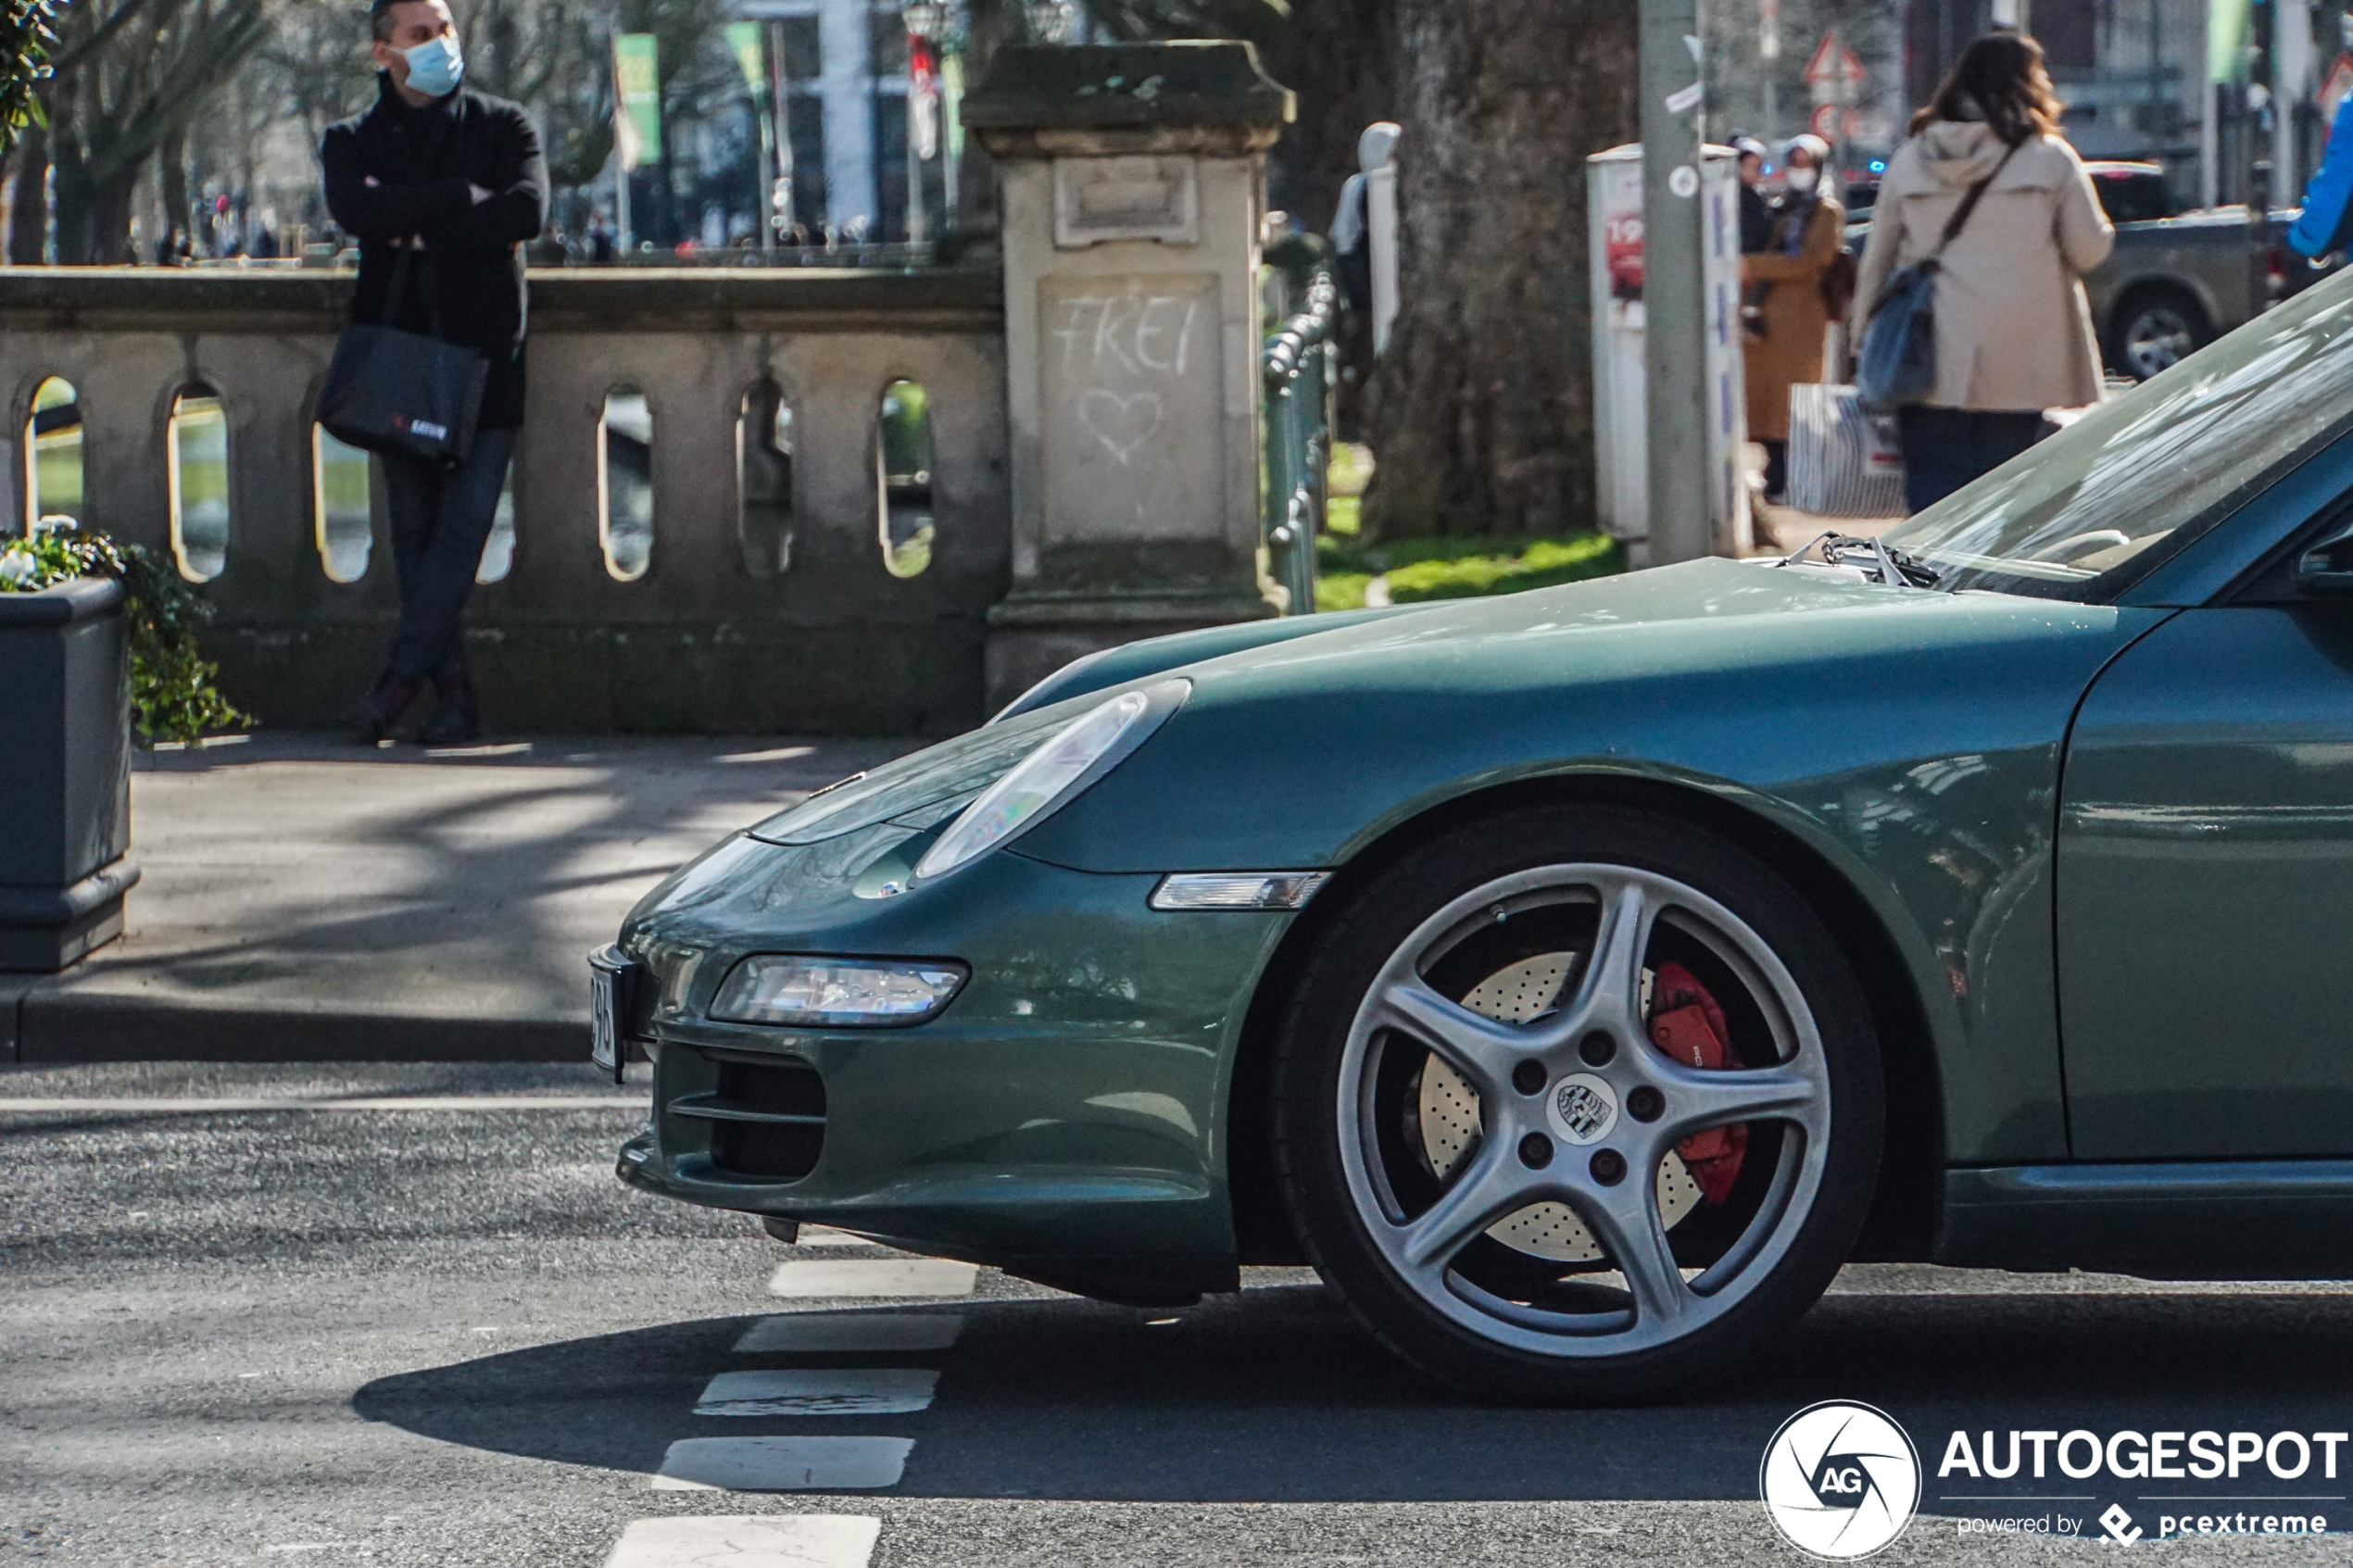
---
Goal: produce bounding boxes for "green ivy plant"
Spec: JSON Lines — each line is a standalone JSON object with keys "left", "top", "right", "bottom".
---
{"left": 0, "top": 526, "right": 254, "bottom": 746}
{"left": 0, "top": 0, "right": 65, "bottom": 158}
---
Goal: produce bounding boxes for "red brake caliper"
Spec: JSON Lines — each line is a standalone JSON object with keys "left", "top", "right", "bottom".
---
{"left": 1645, "top": 961, "right": 1749, "bottom": 1204}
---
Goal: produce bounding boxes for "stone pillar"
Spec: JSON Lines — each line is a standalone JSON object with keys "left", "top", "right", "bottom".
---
{"left": 964, "top": 43, "right": 1293, "bottom": 712}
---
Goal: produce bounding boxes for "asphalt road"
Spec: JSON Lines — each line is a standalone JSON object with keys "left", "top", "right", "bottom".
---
{"left": 8, "top": 1063, "right": 2353, "bottom": 1567}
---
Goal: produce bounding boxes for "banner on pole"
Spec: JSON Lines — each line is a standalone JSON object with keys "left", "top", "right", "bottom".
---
{"left": 613, "top": 32, "right": 661, "bottom": 169}
{"left": 724, "top": 21, "right": 764, "bottom": 95}
{"left": 2209, "top": 0, "right": 2253, "bottom": 83}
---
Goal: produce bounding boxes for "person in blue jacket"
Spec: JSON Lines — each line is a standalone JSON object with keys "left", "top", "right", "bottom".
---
{"left": 2290, "top": 94, "right": 2353, "bottom": 259}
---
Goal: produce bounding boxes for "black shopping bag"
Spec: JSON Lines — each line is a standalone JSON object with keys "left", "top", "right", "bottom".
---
{"left": 315, "top": 246, "right": 485, "bottom": 466}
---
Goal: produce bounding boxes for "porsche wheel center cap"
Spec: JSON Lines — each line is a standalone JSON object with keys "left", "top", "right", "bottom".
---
{"left": 1547, "top": 1072, "right": 1619, "bottom": 1146}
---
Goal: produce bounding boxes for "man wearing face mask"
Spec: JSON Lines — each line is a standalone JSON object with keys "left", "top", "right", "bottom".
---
{"left": 322, "top": 0, "right": 547, "bottom": 744}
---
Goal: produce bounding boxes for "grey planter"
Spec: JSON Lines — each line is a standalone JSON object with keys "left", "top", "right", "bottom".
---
{"left": 0, "top": 577, "right": 140, "bottom": 971}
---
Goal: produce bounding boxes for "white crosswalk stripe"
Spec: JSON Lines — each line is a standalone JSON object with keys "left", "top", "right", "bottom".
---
{"left": 795, "top": 1227, "right": 882, "bottom": 1248}
{"left": 693, "top": 1368, "right": 938, "bottom": 1416}
{"left": 767, "top": 1260, "right": 977, "bottom": 1298}
{"left": 652, "top": 1436, "right": 915, "bottom": 1491}
{"left": 605, "top": 1513, "right": 881, "bottom": 1566}
{"left": 634, "top": 1255, "right": 978, "bottom": 1514}
{"left": 733, "top": 1312, "right": 965, "bottom": 1354}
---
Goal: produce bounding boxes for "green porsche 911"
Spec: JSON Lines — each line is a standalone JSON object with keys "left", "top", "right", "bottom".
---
{"left": 596, "top": 267, "right": 2353, "bottom": 1404}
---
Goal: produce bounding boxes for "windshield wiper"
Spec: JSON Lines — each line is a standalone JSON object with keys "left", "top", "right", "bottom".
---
{"left": 1775, "top": 530, "right": 1944, "bottom": 589}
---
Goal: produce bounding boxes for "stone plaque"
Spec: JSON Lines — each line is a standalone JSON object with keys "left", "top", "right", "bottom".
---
{"left": 1039, "top": 272, "right": 1221, "bottom": 544}
{"left": 1053, "top": 157, "right": 1199, "bottom": 247}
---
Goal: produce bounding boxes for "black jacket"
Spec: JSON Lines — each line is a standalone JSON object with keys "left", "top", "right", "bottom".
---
{"left": 323, "top": 76, "right": 547, "bottom": 430}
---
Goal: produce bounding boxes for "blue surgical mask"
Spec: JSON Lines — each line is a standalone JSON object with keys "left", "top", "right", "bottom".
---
{"left": 401, "top": 33, "right": 464, "bottom": 97}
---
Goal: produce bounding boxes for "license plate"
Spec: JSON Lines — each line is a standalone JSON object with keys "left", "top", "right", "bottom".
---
{"left": 590, "top": 967, "right": 621, "bottom": 1075}
{"left": 588, "top": 947, "right": 635, "bottom": 1082}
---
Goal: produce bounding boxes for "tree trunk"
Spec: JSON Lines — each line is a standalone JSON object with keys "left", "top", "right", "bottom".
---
{"left": 87, "top": 167, "right": 137, "bottom": 263}
{"left": 6, "top": 122, "right": 48, "bottom": 263}
{"left": 1361, "top": 0, "right": 1638, "bottom": 541}
{"left": 1260, "top": 0, "right": 1400, "bottom": 233}
{"left": 158, "top": 129, "right": 188, "bottom": 253}
{"left": 48, "top": 126, "right": 94, "bottom": 263}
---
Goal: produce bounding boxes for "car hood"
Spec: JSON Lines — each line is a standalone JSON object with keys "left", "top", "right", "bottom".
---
{"left": 1011, "top": 556, "right": 2171, "bottom": 873}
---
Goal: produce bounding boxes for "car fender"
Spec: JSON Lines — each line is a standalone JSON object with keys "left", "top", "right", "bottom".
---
{"left": 1016, "top": 564, "right": 2174, "bottom": 1166}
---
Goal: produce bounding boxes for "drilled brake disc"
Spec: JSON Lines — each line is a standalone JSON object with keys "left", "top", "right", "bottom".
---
{"left": 1416, "top": 951, "right": 1702, "bottom": 1262}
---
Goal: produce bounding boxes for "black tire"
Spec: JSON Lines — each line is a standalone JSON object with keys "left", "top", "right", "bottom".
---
{"left": 1271, "top": 805, "right": 1883, "bottom": 1405}
{"left": 2109, "top": 285, "right": 2211, "bottom": 382}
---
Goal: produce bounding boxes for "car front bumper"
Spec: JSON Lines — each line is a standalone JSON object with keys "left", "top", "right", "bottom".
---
{"left": 610, "top": 830, "right": 1299, "bottom": 1292}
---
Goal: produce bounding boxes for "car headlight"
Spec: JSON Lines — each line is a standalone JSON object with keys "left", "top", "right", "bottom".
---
{"left": 912, "top": 681, "right": 1185, "bottom": 881}
{"left": 710, "top": 955, "right": 968, "bottom": 1026}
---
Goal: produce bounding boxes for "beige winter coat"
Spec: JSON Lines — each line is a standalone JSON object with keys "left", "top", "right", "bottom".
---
{"left": 1849, "top": 121, "right": 2114, "bottom": 411}
{"left": 1743, "top": 195, "right": 1844, "bottom": 443}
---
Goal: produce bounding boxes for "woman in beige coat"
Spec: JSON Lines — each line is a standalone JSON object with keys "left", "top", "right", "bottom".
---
{"left": 1743, "top": 135, "right": 1845, "bottom": 503}
{"left": 1849, "top": 31, "right": 2113, "bottom": 512}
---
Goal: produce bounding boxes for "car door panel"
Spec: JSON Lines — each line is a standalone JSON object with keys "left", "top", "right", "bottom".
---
{"left": 2058, "top": 605, "right": 2353, "bottom": 1159}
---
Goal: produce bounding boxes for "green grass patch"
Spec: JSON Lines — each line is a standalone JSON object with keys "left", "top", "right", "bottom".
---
{"left": 1316, "top": 571, "right": 1374, "bottom": 612}
{"left": 1314, "top": 530, "right": 1624, "bottom": 609}
{"left": 1386, "top": 533, "right": 1623, "bottom": 602}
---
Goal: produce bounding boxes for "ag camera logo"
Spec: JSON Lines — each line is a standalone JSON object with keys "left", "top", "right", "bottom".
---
{"left": 1760, "top": 1400, "right": 1922, "bottom": 1559}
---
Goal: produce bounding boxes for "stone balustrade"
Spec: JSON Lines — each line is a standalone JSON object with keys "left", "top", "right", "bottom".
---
{"left": 0, "top": 267, "right": 1012, "bottom": 734}
{"left": 1, "top": 44, "right": 1301, "bottom": 737}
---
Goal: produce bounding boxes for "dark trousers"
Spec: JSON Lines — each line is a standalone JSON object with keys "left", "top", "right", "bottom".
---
{"left": 380, "top": 426, "right": 515, "bottom": 680}
{"left": 1897, "top": 406, "right": 2047, "bottom": 514}
{"left": 1760, "top": 439, "right": 1788, "bottom": 500}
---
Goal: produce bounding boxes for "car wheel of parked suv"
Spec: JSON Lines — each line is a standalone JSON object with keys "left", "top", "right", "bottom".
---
{"left": 2114, "top": 286, "right": 2210, "bottom": 381}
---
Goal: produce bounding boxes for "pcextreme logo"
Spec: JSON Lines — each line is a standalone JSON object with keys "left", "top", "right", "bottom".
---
{"left": 1759, "top": 1400, "right": 1923, "bottom": 1560}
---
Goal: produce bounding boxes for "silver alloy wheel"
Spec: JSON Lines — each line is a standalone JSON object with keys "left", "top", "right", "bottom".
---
{"left": 2122, "top": 305, "right": 2197, "bottom": 380}
{"left": 1335, "top": 863, "right": 1832, "bottom": 1358}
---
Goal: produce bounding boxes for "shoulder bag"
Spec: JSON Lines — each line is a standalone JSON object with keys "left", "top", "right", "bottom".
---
{"left": 1855, "top": 140, "right": 2019, "bottom": 413}
{"left": 315, "top": 241, "right": 486, "bottom": 467}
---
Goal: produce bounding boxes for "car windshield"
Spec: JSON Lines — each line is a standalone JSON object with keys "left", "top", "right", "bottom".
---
{"left": 1881, "top": 267, "right": 2353, "bottom": 600}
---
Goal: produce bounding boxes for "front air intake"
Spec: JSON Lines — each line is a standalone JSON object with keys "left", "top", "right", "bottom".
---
{"left": 670, "top": 1055, "right": 827, "bottom": 1182}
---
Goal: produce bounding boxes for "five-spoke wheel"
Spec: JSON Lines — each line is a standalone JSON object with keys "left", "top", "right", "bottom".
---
{"left": 1274, "top": 807, "right": 1882, "bottom": 1403}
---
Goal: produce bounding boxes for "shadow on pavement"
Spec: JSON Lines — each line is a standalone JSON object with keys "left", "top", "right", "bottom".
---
{"left": 351, "top": 1282, "right": 2353, "bottom": 1501}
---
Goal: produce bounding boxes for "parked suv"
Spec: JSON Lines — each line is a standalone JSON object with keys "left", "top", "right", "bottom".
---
{"left": 2079, "top": 160, "right": 2337, "bottom": 381}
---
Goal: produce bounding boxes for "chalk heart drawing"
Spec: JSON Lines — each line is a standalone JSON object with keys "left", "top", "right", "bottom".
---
{"left": 1078, "top": 388, "right": 1164, "bottom": 466}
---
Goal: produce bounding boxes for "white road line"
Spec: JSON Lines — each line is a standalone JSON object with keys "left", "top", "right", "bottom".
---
{"left": 768, "top": 1260, "right": 977, "bottom": 1299}
{"left": 652, "top": 1436, "right": 914, "bottom": 1491}
{"left": 694, "top": 1368, "right": 938, "bottom": 1416}
{"left": 0, "top": 1097, "right": 647, "bottom": 1114}
{"left": 797, "top": 1226, "right": 883, "bottom": 1248}
{"left": 607, "top": 1513, "right": 880, "bottom": 1568}
{"left": 733, "top": 1312, "right": 965, "bottom": 1354}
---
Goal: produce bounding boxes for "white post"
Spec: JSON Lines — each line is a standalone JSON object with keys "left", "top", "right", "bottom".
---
{"left": 2202, "top": 3, "right": 2221, "bottom": 209}
{"left": 1366, "top": 160, "right": 1400, "bottom": 354}
{"left": 2278, "top": 0, "right": 2314, "bottom": 205}
{"left": 820, "top": 0, "right": 875, "bottom": 238}
{"left": 1639, "top": 0, "right": 1711, "bottom": 566}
